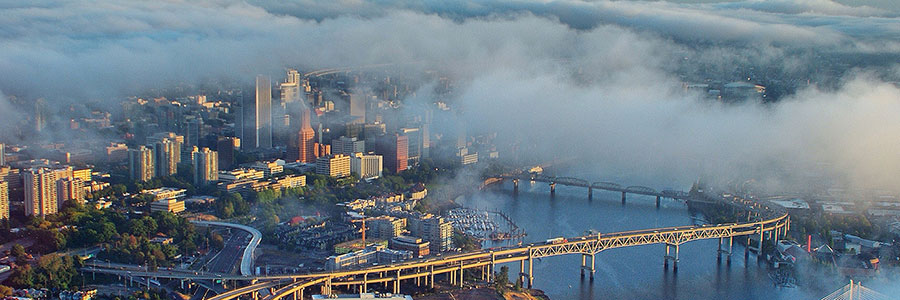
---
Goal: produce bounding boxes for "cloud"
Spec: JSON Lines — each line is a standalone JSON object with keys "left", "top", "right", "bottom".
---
{"left": 1, "top": 0, "right": 899, "bottom": 193}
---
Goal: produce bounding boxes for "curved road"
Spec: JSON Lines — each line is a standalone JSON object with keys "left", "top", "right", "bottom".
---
{"left": 191, "top": 221, "right": 262, "bottom": 276}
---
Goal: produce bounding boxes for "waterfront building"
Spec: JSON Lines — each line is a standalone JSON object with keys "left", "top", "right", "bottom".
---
{"left": 389, "top": 236, "right": 430, "bottom": 257}
{"left": 325, "top": 244, "right": 412, "bottom": 271}
{"left": 409, "top": 214, "right": 453, "bottom": 252}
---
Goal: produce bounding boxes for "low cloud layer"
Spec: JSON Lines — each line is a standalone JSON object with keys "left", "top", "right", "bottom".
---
{"left": 1, "top": 0, "right": 900, "bottom": 192}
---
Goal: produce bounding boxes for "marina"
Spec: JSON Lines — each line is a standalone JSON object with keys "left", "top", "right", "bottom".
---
{"left": 446, "top": 208, "right": 526, "bottom": 241}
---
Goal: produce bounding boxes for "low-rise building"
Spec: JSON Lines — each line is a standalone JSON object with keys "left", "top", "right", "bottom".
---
{"left": 150, "top": 198, "right": 185, "bottom": 214}
{"left": 389, "top": 236, "right": 430, "bottom": 257}
{"left": 368, "top": 216, "right": 406, "bottom": 239}
{"left": 248, "top": 161, "right": 283, "bottom": 177}
{"left": 325, "top": 244, "right": 412, "bottom": 271}
{"left": 142, "top": 187, "right": 187, "bottom": 201}
{"left": 218, "top": 168, "right": 265, "bottom": 182}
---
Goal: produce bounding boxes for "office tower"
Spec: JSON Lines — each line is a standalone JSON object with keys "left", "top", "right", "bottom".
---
{"left": 152, "top": 139, "right": 179, "bottom": 177}
{"left": 191, "top": 147, "right": 218, "bottom": 186}
{"left": 255, "top": 75, "right": 273, "bottom": 149}
{"left": 331, "top": 136, "right": 365, "bottom": 155}
{"left": 349, "top": 93, "right": 365, "bottom": 120}
{"left": 351, "top": 153, "right": 383, "bottom": 180}
{"left": 315, "top": 154, "right": 351, "bottom": 178}
{"left": 375, "top": 133, "right": 408, "bottom": 173}
{"left": 280, "top": 69, "right": 302, "bottom": 104}
{"left": 217, "top": 137, "right": 237, "bottom": 171}
{"left": 0, "top": 181, "right": 8, "bottom": 220}
{"left": 298, "top": 108, "right": 317, "bottom": 163}
{"left": 56, "top": 178, "right": 84, "bottom": 209}
{"left": 0, "top": 143, "right": 4, "bottom": 166}
{"left": 399, "top": 127, "right": 422, "bottom": 165}
{"left": 363, "top": 123, "right": 386, "bottom": 140}
{"left": 186, "top": 116, "right": 203, "bottom": 148}
{"left": 128, "top": 146, "right": 155, "bottom": 182}
{"left": 23, "top": 168, "right": 58, "bottom": 217}
{"left": 34, "top": 98, "right": 46, "bottom": 133}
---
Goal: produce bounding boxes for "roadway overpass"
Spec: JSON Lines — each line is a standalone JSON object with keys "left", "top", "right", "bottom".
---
{"left": 191, "top": 221, "right": 262, "bottom": 276}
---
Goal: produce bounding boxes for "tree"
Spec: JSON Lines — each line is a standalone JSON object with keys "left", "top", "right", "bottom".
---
{"left": 494, "top": 265, "right": 510, "bottom": 295}
{"left": 210, "top": 233, "right": 224, "bottom": 250}
{"left": 10, "top": 244, "right": 27, "bottom": 262}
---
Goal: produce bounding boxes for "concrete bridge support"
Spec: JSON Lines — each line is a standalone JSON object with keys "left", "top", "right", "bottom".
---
{"left": 656, "top": 196, "right": 661, "bottom": 208}
{"left": 621, "top": 192, "right": 627, "bottom": 204}
{"left": 393, "top": 270, "right": 401, "bottom": 294}
{"left": 580, "top": 253, "right": 595, "bottom": 280}
{"left": 513, "top": 179, "right": 519, "bottom": 194}
{"left": 527, "top": 255, "right": 534, "bottom": 288}
{"left": 717, "top": 237, "right": 733, "bottom": 265}
{"left": 458, "top": 262, "right": 464, "bottom": 288}
{"left": 550, "top": 183, "right": 556, "bottom": 197}
{"left": 664, "top": 244, "right": 680, "bottom": 272}
{"left": 429, "top": 265, "right": 435, "bottom": 289}
{"left": 588, "top": 187, "right": 593, "bottom": 200}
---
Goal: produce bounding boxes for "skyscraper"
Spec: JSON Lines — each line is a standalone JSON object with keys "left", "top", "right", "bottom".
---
{"left": 0, "top": 181, "right": 9, "bottom": 220}
{"left": 349, "top": 93, "right": 365, "bottom": 120}
{"left": 152, "top": 139, "right": 179, "bottom": 177}
{"left": 399, "top": 127, "right": 421, "bottom": 165}
{"left": 375, "top": 133, "right": 408, "bottom": 173}
{"left": 255, "top": 75, "right": 272, "bottom": 149}
{"left": 217, "top": 137, "right": 237, "bottom": 171}
{"left": 298, "top": 108, "right": 317, "bottom": 163}
{"left": 280, "top": 69, "right": 302, "bottom": 104}
{"left": 23, "top": 168, "right": 58, "bottom": 217}
{"left": 129, "top": 146, "right": 155, "bottom": 182}
{"left": 34, "top": 98, "right": 47, "bottom": 133}
{"left": 191, "top": 146, "right": 218, "bottom": 186}
{"left": 0, "top": 143, "right": 5, "bottom": 166}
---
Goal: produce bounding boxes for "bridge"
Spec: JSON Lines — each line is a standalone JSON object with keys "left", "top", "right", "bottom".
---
{"left": 495, "top": 173, "right": 693, "bottom": 207}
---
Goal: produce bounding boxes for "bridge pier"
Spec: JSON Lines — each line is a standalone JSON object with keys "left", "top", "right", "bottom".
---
{"left": 527, "top": 255, "right": 534, "bottom": 288}
{"left": 362, "top": 273, "right": 368, "bottom": 293}
{"left": 656, "top": 196, "right": 661, "bottom": 208}
{"left": 581, "top": 254, "right": 586, "bottom": 278}
{"left": 664, "top": 244, "right": 680, "bottom": 272}
{"left": 621, "top": 192, "right": 627, "bottom": 204}
{"left": 458, "top": 262, "right": 464, "bottom": 288}
{"left": 429, "top": 265, "right": 435, "bottom": 289}
{"left": 513, "top": 179, "right": 519, "bottom": 194}
{"left": 394, "top": 270, "right": 401, "bottom": 294}
{"left": 550, "top": 183, "right": 556, "bottom": 197}
{"left": 588, "top": 187, "right": 593, "bottom": 200}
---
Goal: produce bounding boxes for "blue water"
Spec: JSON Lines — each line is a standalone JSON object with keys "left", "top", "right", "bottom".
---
{"left": 456, "top": 181, "right": 833, "bottom": 299}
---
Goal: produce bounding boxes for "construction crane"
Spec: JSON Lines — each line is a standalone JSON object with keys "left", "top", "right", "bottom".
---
{"left": 351, "top": 217, "right": 378, "bottom": 247}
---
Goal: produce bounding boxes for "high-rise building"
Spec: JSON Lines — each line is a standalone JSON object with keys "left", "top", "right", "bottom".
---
{"left": 56, "top": 178, "right": 84, "bottom": 209}
{"left": 186, "top": 116, "right": 203, "bottom": 148}
{"left": 216, "top": 137, "right": 237, "bottom": 171}
{"left": 152, "top": 139, "right": 179, "bottom": 177}
{"left": 128, "top": 146, "right": 155, "bottom": 182}
{"left": 351, "top": 153, "right": 383, "bottom": 180}
{"left": 331, "top": 136, "right": 365, "bottom": 155}
{"left": 280, "top": 69, "right": 302, "bottom": 104}
{"left": 399, "top": 127, "right": 421, "bottom": 165}
{"left": 255, "top": 75, "right": 273, "bottom": 149}
{"left": 349, "top": 93, "right": 365, "bottom": 120}
{"left": 0, "top": 181, "right": 9, "bottom": 220}
{"left": 409, "top": 215, "right": 453, "bottom": 253}
{"left": 191, "top": 147, "right": 218, "bottom": 186}
{"left": 0, "top": 143, "right": 5, "bottom": 166}
{"left": 298, "top": 108, "right": 317, "bottom": 163}
{"left": 35, "top": 98, "right": 47, "bottom": 133}
{"left": 316, "top": 154, "right": 351, "bottom": 178}
{"left": 23, "top": 168, "right": 58, "bottom": 217}
{"left": 375, "top": 134, "right": 408, "bottom": 173}
{"left": 368, "top": 216, "right": 406, "bottom": 239}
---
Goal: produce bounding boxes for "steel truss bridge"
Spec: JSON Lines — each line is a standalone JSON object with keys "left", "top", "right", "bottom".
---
{"left": 492, "top": 173, "right": 693, "bottom": 207}
{"left": 82, "top": 176, "right": 789, "bottom": 300}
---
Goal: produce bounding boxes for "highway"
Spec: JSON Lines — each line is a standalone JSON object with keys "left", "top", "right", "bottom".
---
{"left": 191, "top": 221, "right": 262, "bottom": 276}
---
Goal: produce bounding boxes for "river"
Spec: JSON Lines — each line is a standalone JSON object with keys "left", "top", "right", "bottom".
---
{"left": 456, "top": 180, "right": 834, "bottom": 300}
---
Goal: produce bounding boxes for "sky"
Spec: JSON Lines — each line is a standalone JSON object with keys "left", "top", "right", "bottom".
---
{"left": 1, "top": 0, "right": 900, "bottom": 192}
